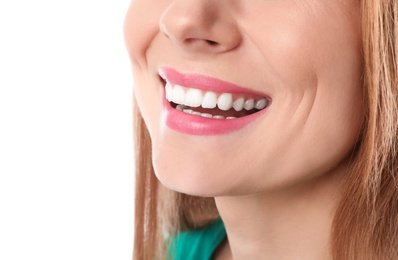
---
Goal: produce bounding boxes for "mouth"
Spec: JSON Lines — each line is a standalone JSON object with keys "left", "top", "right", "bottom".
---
{"left": 158, "top": 67, "right": 272, "bottom": 135}
{"left": 159, "top": 68, "right": 271, "bottom": 120}
{"left": 165, "top": 82, "right": 270, "bottom": 119}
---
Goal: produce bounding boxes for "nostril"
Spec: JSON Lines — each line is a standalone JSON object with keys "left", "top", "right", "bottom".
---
{"left": 206, "top": 40, "right": 218, "bottom": 46}
{"left": 184, "top": 38, "right": 220, "bottom": 47}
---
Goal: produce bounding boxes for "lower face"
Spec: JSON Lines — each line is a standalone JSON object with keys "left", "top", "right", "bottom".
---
{"left": 124, "top": 0, "right": 364, "bottom": 197}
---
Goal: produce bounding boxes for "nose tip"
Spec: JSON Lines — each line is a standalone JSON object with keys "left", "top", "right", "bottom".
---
{"left": 159, "top": 1, "right": 241, "bottom": 54}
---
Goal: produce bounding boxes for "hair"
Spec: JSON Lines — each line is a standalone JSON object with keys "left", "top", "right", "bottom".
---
{"left": 132, "top": 0, "right": 398, "bottom": 259}
{"left": 331, "top": 0, "right": 398, "bottom": 259}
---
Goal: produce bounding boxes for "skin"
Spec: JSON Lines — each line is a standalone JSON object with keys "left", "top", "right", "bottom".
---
{"left": 125, "top": 0, "right": 363, "bottom": 258}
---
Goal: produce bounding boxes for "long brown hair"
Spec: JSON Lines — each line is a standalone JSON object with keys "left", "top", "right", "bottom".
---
{"left": 132, "top": 0, "right": 398, "bottom": 259}
{"left": 331, "top": 0, "right": 398, "bottom": 259}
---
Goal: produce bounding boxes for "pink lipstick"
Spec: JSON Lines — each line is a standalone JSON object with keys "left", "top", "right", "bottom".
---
{"left": 159, "top": 67, "right": 271, "bottom": 135}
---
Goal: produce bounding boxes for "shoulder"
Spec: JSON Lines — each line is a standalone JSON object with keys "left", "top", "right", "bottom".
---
{"left": 168, "top": 218, "right": 226, "bottom": 260}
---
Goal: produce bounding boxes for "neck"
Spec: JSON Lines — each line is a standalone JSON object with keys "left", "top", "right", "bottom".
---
{"left": 215, "top": 166, "right": 346, "bottom": 260}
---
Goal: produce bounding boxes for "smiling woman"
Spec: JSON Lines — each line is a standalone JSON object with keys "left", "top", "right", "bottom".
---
{"left": 124, "top": 0, "right": 398, "bottom": 259}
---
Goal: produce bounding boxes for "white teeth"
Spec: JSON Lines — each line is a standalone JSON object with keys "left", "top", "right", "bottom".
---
{"left": 166, "top": 82, "right": 173, "bottom": 101}
{"left": 165, "top": 83, "right": 271, "bottom": 120}
{"left": 232, "top": 97, "right": 244, "bottom": 111}
{"left": 217, "top": 93, "right": 233, "bottom": 111}
{"left": 176, "top": 104, "right": 184, "bottom": 111}
{"left": 185, "top": 88, "right": 202, "bottom": 107}
{"left": 172, "top": 85, "right": 185, "bottom": 104}
{"left": 244, "top": 99, "right": 255, "bottom": 110}
{"left": 255, "top": 99, "right": 268, "bottom": 110}
{"left": 183, "top": 109, "right": 193, "bottom": 114}
{"left": 201, "top": 113, "right": 212, "bottom": 118}
{"left": 180, "top": 109, "right": 226, "bottom": 120}
{"left": 201, "top": 91, "right": 217, "bottom": 109}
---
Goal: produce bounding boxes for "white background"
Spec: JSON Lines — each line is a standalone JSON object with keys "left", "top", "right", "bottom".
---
{"left": 0, "top": 0, "right": 135, "bottom": 259}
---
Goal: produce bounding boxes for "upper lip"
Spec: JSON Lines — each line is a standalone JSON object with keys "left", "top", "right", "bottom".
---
{"left": 158, "top": 67, "right": 271, "bottom": 99}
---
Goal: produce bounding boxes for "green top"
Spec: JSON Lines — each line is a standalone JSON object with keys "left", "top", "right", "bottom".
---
{"left": 168, "top": 218, "right": 226, "bottom": 260}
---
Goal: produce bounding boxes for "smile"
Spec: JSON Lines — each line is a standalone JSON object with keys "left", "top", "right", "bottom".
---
{"left": 159, "top": 67, "right": 272, "bottom": 135}
{"left": 165, "top": 83, "right": 270, "bottom": 119}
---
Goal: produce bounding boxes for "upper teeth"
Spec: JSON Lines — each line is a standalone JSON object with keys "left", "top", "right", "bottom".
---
{"left": 165, "top": 82, "right": 270, "bottom": 111}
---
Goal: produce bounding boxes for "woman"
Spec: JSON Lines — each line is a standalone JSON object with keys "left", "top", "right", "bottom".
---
{"left": 124, "top": 0, "right": 398, "bottom": 259}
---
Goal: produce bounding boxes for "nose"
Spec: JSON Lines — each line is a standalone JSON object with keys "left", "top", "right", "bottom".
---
{"left": 159, "top": 0, "right": 242, "bottom": 54}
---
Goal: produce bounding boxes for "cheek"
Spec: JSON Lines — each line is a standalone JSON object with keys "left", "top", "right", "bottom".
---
{"left": 286, "top": 93, "right": 363, "bottom": 178}
{"left": 124, "top": 0, "right": 168, "bottom": 137}
{"left": 132, "top": 72, "right": 163, "bottom": 140}
{"left": 233, "top": 3, "right": 364, "bottom": 186}
{"left": 124, "top": 0, "right": 167, "bottom": 66}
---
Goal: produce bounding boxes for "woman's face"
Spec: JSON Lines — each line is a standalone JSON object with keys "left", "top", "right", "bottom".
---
{"left": 125, "top": 0, "right": 363, "bottom": 196}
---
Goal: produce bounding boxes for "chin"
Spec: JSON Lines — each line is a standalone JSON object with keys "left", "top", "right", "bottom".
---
{"left": 153, "top": 161, "right": 231, "bottom": 197}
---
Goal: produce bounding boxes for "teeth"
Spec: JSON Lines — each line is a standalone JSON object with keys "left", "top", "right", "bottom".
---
{"left": 176, "top": 104, "right": 184, "bottom": 111}
{"left": 165, "top": 83, "right": 271, "bottom": 119}
{"left": 172, "top": 85, "right": 185, "bottom": 104}
{"left": 255, "top": 99, "right": 269, "bottom": 110}
{"left": 232, "top": 97, "right": 244, "bottom": 111}
{"left": 185, "top": 88, "right": 203, "bottom": 107}
{"left": 179, "top": 109, "right": 229, "bottom": 120}
{"left": 192, "top": 111, "right": 201, "bottom": 116}
{"left": 217, "top": 93, "right": 233, "bottom": 111}
{"left": 202, "top": 91, "right": 217, "bottom": 109}
{"left": 201, "top": 113, "right": 212, "bottom": 118}
{"left": 166, "top": 82, "right": 173, "bottom": 101}
{"left": 244, "top": 99, "right": 255, "bottom": 110}
{"left": 183, "top": 109, "right": 193, "bottom": 114}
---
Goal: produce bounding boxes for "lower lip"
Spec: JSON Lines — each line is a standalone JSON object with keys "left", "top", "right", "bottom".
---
{"left": 162, "top": 95, "right": 266, "bottom": 135}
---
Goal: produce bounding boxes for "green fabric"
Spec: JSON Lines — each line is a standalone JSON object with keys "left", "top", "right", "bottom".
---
{"left": 168, "top": 218, "right": 226, "bottom": 260}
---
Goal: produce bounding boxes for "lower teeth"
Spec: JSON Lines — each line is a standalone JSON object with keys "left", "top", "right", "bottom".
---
{"left": 176, "top": 104, "right": 235, "bottom": 120}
